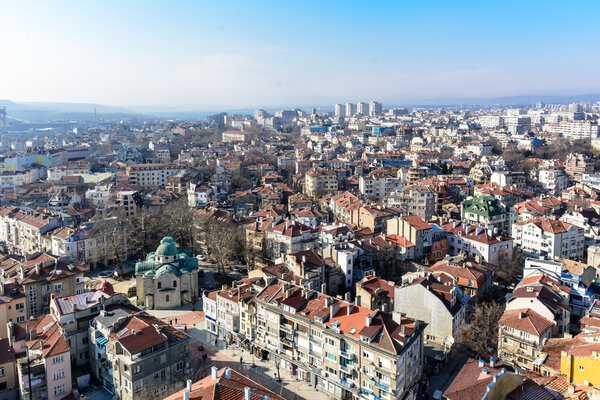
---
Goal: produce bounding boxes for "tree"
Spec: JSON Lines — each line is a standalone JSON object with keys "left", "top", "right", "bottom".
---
{"left": 196, "top": 216, "right": 244, "bottom": 276}
{"left": 496, "top": 250, "right": 523, "bottom": 289}
{"left": 455, "top": 301, "right": 505, "bottom": 358}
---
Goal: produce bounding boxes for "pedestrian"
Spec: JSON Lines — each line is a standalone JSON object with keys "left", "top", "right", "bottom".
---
{"left": 240, "top": 356, "right": 243, "bottom": 367}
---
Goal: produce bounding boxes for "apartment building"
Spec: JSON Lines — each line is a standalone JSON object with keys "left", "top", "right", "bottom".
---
{"left": 564, "top": 153, "right": 595, "bottom": 182}
{"left": 498, "top": 309, "right": 554, "bottom": 371}
{"left": 386, "top": 215, "right": 432, "bottom": 259}
{"left": 49, "top": 282, "right": 128, "bottom": 366}
{"left": 538, "top": 168, "right": 569, "bottom": 196}
{"left": 399, "top": 184, "right": 436, "bottom": 222}
{"left": 50, "top": 226, "right": 105, "bottom": 263}
{"left": 304, "top": 168, "right": 337, "bottom": 199}
{"left": 9, "top": 314, "right": 72, "bottom": 400}
{"left": 512, "top": 217, "right": 584, "bottom": 260}
{"left": 222, "top": 130, "right": 252, "bottom": 142}
{"left": 461, "top": 196, "right": 507, "bottom": 233}
{"left": 252, "top": 279, "right": 425, "bottom": 400}
{"left": 126, "top": 163, "right": 186, "bottom": 190}
{"left": 443, "top": 220, "right": 513, "bottom": 265}
{"left": 358, "top": 170, "right": 401, "bottom": 201}
{"left": 89, "top": 311, "right": 191, "bottom": 400}
{"left": 428, "top": 255, "right": 495, "bottom": 301}
{"left": 0, "top": 207, "right": 61, "bottom": 256}
{"left": 395, "top": 275, "right": 468, "bottom": 348}
{"left": 543, "top": 121, "right": 599, "bottom": 139}
{"left": 0, "top": 338, "right": 17, "bottom": 400}
{"left": 356, "top": 276, "right": 396, "bottom": 312}
{"left": 0, "top": 282, "right": 26, "bottom": 339}
{"left": 265, "top": 219, "right": 319, "bottom": 259}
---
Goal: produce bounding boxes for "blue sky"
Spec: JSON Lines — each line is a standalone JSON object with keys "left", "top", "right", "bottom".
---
{"left": 1, "top": 1, "right": 599, "bottom": 109}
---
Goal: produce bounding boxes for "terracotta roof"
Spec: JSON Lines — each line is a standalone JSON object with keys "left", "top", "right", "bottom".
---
{"left": 402, "top": 215, "right": 432, "bottom": 230}
{"left": 499, "top": 309, "right": 555, "bottom": 336}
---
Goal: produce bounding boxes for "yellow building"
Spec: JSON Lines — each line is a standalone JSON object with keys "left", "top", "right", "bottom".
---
{"left": 561, "top": 344, "right": 600, "bottom": 386}
{"left": 0, "top": 283, "right": 27, "bottom": 339}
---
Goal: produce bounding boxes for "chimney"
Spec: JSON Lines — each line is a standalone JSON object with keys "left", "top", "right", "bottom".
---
{"left": 478, "top": 359, "right": 485, "bottom": 368}
{"left": 40, "top": 340, "right": 44, "bottom": 351}
{"left": 366, "top": 314, "right": 372, "bottom": 327}
{"left": 186, "top": 379, "right": 192, "bottom": 392}
{"left": 0, "top": 283, "right": 3, "bottom": 296}
{"left": 321, "top": 283, "right": 327, "bottom": 294}
{"left": 224, "top": 368, "right": 231, "bottom": 379}
{"left": 244, "top": 387, "right": 251, "bottom": 400}
{"left": 347, "top": 304, "right": 354, "bottom": 315}
{"left": 519, "top": 311, "right": 526, "bottom": 319}
{"left": 490, "top": 357, "right": 496, "bottom": 368}
{"left": 302, "top": 255, "right": 306, "bottom": 264}
{"left": 345, "top": 292, "right": 351, "bottom": 302}
{"left": 183, "top": 390, "right": 190, "bottom": 400}
{"left": 211, "top": 366, "right": 218, "bottom": 380}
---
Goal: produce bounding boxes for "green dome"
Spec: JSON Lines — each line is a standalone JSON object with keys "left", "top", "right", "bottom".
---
{"left": 155, "top": 237, "right": 179, "bottom": 256}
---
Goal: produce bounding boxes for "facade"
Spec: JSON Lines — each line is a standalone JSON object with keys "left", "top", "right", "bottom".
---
{"left": 0, "top": 207, "right": 60, "bottom": 256}
{"left": 538, "top": 168, "right": 569, "bottom": 196}
{"left": 222, "top": 130, "right": 251, "bottom": 142}
{"left": 0, "top": 283, "right": 26, "bottom": 339}
{"left": 10, "top": 314, "right": 72, "bottom": 400}
{"left": 50, "top": 226, "right": 105, "bottom": 263}
{"left": 564, "top": 153, "right": 594, "bottom": 182}
{"left": 358, "top": 170, "right": 401, "bottom": 201}
{"left": 394, "top": 275, "right": 467, "bottom": 348}
{"left": 0, "top": 338, "right": 17, "bottom": 400}
{"left": 461, "top": 196, "right": 507, "bottom": 233}
{"left": 512, "top": 217, "right": 585, "bottom": 260}
{"left": 386, "top": 215, "right": 432, "bottom": 260}
{"left": 126, "top": 163, "right": 186, "bottom": 190}
{"left": 265, "top": 219, "right": 319, "bottom": 259}
{"left": 355, "top": 276, "right": 396, "bottom": 312}
{"left": 252, "top": 279, "right": 425, "bottom": 400}
{"left": 304, "top": 168, "right": 337, "bottom": 199}
{"left": 428, "top": 255, "right": 495, "bottom": 300}
{"left": 134, "top": 237, "right": 200, "bottom": 310}
{"left": 400, "top": 184, "right": 436, "bottom": 222}
{"left": 443, "top": 221, "right": 513, "bottom": 265}
{"left": 498, "top": 308, "right": 554, "bottom": 370}
{"left": 89, "top": 311, "right": 191, "bottom": 400}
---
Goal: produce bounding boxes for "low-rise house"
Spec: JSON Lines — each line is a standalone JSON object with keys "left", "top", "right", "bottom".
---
{"left": 355, "top": 275, "right": 396, "bottom": 312}
{"left": 265, "top": 219, "right": 319, "bottom": 260}
{"left": 428, "top": 255, "right": 496, "bottom": 301}
{"left": 386, "top": 215, "right": 433, "bottom": 260}
{"left": 0, "top": 338, "right": 17, "bottom": 400}
{"left": 461, "top": 195, "right": 507, "bottom": 233}
{"left": 0, "top": 282, "right": 26, "bottom": 338}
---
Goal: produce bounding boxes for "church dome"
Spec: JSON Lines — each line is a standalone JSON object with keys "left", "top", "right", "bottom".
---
{"left": 155, "top": 236, "right": 179, "bottom": 257}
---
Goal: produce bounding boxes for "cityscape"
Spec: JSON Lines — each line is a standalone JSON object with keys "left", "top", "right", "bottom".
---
{"left": 1, "top": 1, "right": 600, "bottom": 400}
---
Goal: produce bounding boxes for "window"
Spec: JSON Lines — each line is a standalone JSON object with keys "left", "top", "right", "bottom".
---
{"left": 325, "top": 337, "right": 336, "bottom": 346}
{"left": 158, "top": 282, "right": 162, "bottom": 289}
{"left": 54, "top": 368, "right": 65, "bottom": 380}
{"left": 54, "top": 384, "right": 65, "bottom": 396}
{"left": 54, "top": 283, "right": 63, "bottom": 292}
{"left": 0, "top": 367, "right": 4, "bottom": 377}
{"left": 134, "top": 380, "right": 143, "bottom": 392}
{"left": 16, "top": 303, "right": 25, "bottom": 311}
{"left": 325, "top": 352, "right": 337, "bottom": 361}
{"left": 173, "top": 280, "right": 177, "bottom": 287}
{"left": 53, "top": 355, "right": 64, "bottom": 364}
{"left": 579, "top": 366, "right": 585, "bottom": 371}
{"left": 133, "top": 365, "right": 141, "bottom": 374}
{"left": 176, "top": 361, "right": 185, "bottom": 371}
{"left": 166, "top": 295, "right": 170, "bottom": 302}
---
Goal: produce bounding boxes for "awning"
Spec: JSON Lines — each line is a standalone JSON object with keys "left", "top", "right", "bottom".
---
{"left": 96, "top": 336, "right": 108, "bottom": 346}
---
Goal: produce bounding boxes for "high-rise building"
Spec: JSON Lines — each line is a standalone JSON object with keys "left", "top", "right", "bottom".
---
{"left": 345, "top": 102, "right": 356, "bottom": 117}
{"left": 356, "top": 102, "right": 368, "bottom": 115}
{"left": 569, "top": 103, "right": 583, "bottom": 113}
{"left": 369, "top": 101, "right": 382, "bottom": 116}
{"left": 334, "top": 103, "right": 345, "bottom": 117}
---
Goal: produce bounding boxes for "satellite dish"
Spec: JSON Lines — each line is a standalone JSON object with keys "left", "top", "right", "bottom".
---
{"left": 444, "top": 336, "right": 455, "bottom": 346}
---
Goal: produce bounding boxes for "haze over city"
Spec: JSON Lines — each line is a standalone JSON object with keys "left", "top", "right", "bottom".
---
{"left": 2, "top": 0, "right": 600, "bottom": 110}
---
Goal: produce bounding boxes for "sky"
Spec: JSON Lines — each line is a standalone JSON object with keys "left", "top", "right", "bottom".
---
{"left": 1, "top": 0, "right": 600, "bottom": 110}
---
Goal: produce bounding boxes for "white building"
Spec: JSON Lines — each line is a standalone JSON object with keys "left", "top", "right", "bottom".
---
{"left": 543, "top": 121, "right": 599, "bottom": 139}
{"left": 538, "top": 168, "right": 569, "bottom": 196}
{"left": 368, "top": 101, "right": 382, "bottom": 116}
{"left": 356, "top": 102, "right": 368, "bottom": 116}
{"left": 334, "top": 104, "right": 345, "bottom": 117}
{"left": 443, "top": 221, "right": 513, "bottom": 265}
{"left": 512, "top": 217, "right": 584, "bottom": 260}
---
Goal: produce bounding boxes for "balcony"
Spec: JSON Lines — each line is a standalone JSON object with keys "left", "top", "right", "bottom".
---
{"left": 340, "top": 349, "right": 356, "bottom": 361}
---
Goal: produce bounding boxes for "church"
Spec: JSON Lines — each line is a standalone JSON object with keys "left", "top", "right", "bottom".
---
{"left": 134, "top": 236, "right": 200, "bottom": 309}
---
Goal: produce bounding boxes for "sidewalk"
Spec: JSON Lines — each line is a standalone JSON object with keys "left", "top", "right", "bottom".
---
{"left": 178, "top": 313, "right": 334, "bottom": 400}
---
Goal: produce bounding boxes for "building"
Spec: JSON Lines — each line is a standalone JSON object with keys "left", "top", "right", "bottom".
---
{"left": 334, "top": 104, "right": 345, "bottom": 117}
{"left": 543, "top": 121, "right": 599, "bottom": 139}
{"left": 512, "top": 217, "right": 584, "bottom": 260}
{"left": 498, "top": 308, "right": 554, "bottom": 370}
{"left": 386, "top": 215, "right": 432, "bottom": 260}
{"left": 400, "top": 184, "right": 436, "bottom": 222}
{"left": 560, "top": 341, "right": 600, "bottom": 386}
{"left": 442, "top": 220, "right": 513, "bottom": 265}
{"left": 461, "top": 196, "right": 507, "bottom": 233}
{"left": 345, "top": 103, "right": 357, "bottom": 117}
{"left": 252, "top": 279, "right": 425, "bottom": 400}
{"left": 0, "top": 207, "right": 61, "bottom": 256}
{"left": 355, "top": 275, "right": 396, "bottom": 312}
{"left": 134, "top": 237, "right": 200, "bottom": 310}
{"left": 490, "top": 171, "right": 526, "bottom": 189}
{"left": 0, "top": 338, "right": 17, "bottom": 400}
{"left": 89, "top": 311, "right": 191, "bottom": 400}
{"left": 49, "top": 282, "right": 128, "bottom": 366}
{"left": 222, "top": 130, "right": 251, "bottom": 142}
{"left": 428, "top": 255, "right": 496, "bottom": 300}
{"left": 538, "top": 168, "right": 569, "bottom": 196}
{"left": 356, "top": 102, "right": 368, "bottom": 116}
{"left": 564, "top": 153, "right": 595, "bottom": 182}
{"left": 265, "top": 219, "right": 319, "bottom": 259}
{"left": 304, "top": 167, "right": 337, "bottom": 199}
{"left": 166, "top": 367, "right": 285, "bottom": 400}
{"left": 394, "top": 275, "right": 468, "bottom": 348}
{"left": 50, "top": 226, "right": 106, "bottom": 263}
{"left": 358, "top": 169, "right": 401, "bottom": 201}
{"left": 0, "top": 282, "right": 26, "bottom": 338}
{"left": 9, "top": 314, "right": 72, "bottom": 400}
{"left": 368, "top": 101, "right": 382, "bottom": 116}
{"left": 126, "top": 163, "right": 186, "bottom": 190}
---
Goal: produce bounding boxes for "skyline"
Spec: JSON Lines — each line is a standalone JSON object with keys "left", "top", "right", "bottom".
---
{"left": 2, "top": 1, "right": 600, "bottom": 110}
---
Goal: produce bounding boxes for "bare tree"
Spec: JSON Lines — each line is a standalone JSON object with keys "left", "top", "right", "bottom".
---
{"left": 196, "top": 217, "right": 243, "bottom": 276}
{"left": 455, "top": 301, "right": 505, "bottom": 358}
{"left": 496, "top": 250, "right": 523, "bottom": 289}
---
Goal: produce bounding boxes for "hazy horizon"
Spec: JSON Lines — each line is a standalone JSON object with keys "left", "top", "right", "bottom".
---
{"left": 2, "top": 1, "right": 600, "bottom": 109}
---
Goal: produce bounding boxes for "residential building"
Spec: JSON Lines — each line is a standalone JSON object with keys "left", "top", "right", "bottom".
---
{"left": 50, "top": 226, "right": 106, "bottom": 263}
{"left": 564, "top": 153, "right": 595, "bottom": 182}
{"left": 399, "top": 184, "right": 436, "bottom": 222}
{"left": 222, "top": 130, "right": 251, "bottom": 142}
{"left": 304, "top": 168, "right": 337, "bottom": 199}
{"left": 355, "top": 275, "right": 396, "bottom": 312}
{"left": 0, "top": 282, "right": 26, "bottom": 338}
{"left": 461, "top": 196, "right": 507, "bottom": 233}
{"left": 538, "top": 168, "right": 569, "bottom": 196}
{"left": 428, "top": 255, "right": 496, "bottom": 300}
{"left": 368, "top": 101, "right": 382, "bottom": 116}
{"left": 0, "top": 338, "right": 17, "bottom": 400}
{"left": 134, "top": 236, "right": 200, "bottom": 309}
{"left": 89, "top": 311, "right": 191, "bottom": 400}
{"left": 9, "top": 314, "right": 72, "bottom": 400}
{"left": 490, "top": 171, "right": 526, "bottom": 189}
{"left": 358, "top": 169, "right": 401, "bottom": 201}
{"left": 252, "top": 279, "right": 425, "bottom": 400}
{"left": 394, "top": 275, "right": 468, "bottom": 348}
{"left": 386, "top": 215, "right": 433, "bottom": 260}
{"left": 512, "top": 217, "right": 585, "bottom": 260}
{"left": 126, "top": 163, "right": 186, "bottom": 190}
{"left": 442, "top": 220, "right": 513, "bottom": 265}
{"left": 265, "top": 219, "right": 319, "bottom": 259}
{"left": 498, "top": 308, "right": 554, "bottom": 370}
